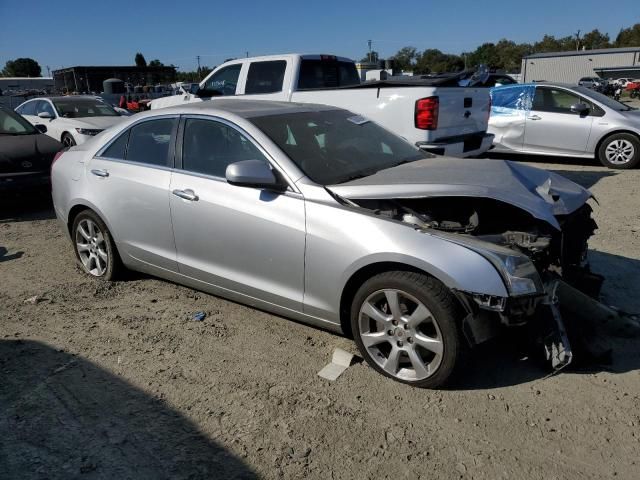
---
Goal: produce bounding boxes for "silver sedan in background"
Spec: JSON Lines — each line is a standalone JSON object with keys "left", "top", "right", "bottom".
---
{"left": 489, "top": 83, "right": 640, "bottom": 169}
{"left": 52, "top": 100, "right": 597, "bottom": 388}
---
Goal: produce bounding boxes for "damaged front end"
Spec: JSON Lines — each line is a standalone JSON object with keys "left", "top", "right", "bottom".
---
{"left": 346, "top": 194, "right": 629, "bottom": 371}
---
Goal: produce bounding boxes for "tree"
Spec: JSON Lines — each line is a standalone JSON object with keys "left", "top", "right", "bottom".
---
{"left": 615, "top": 23, "right": 640, "bottom": 47}
{"left": 392, "top": 47, "right": 418, "bottom": 71}
{"left": 134, "top": 53, "right": 147, "bottom": 67}
{"left": 359, "top": 51, "right": 379, "bottom": 63}
{"left": 415, "top": 49, "right": 464, "bottom": 74}
{"left": 466, "top": 42, "right": 500, "bottom": 69}
{"left": 148, "top": 59, "right": 164, "bottom": 67}
{"left": 2, "top": 58, "right": 41, "bottom": 77}
{"left": 581, "top": 29, "right": 611, "bottom": 49}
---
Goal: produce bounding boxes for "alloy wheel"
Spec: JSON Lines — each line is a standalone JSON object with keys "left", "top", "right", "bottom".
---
{"left": 605, "top": 139, "right": 635, "bottom": 165}
{"left": 75, "top": 219, "right": 108, "bottom": 276}
{"left": 358, "top": 289, "right": 443, "bottom": 381}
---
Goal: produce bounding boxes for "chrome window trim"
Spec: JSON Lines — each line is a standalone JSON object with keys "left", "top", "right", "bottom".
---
{"left": 94, "top": 114, "right": 181, "bottom": 160}
{"left": 178, "top": 114, "right": 301, "bottom": 194}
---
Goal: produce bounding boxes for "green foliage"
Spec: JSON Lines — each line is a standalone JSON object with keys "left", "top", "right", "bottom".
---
{"left": 615, "top": 24, "right": 640, "bottom": 47}
{"left": 134, "top": 52, "right": 147, "bottom": 67}
{"left": 2, "top": 57, "right": 42, "bottom": 77}
{"left": 383, "top": 24, "right": 637, "bottom": 75}
{"left": 148, "top": 59, "right": 164, "bottom": 67}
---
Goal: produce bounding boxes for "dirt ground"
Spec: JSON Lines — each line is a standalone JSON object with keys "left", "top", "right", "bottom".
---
{"left": 1, "top": 154, "right": 639, "bottom": 480}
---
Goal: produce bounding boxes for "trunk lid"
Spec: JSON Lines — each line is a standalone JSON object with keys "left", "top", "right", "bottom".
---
{"left": 0, "top": 133, "right": 63, "bottom": 174}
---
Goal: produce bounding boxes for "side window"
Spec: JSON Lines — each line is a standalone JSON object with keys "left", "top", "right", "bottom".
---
{"left": 101, "top": 130, "right": 130, "bottom": 160}
{"left": 532, "top": 88, "right": 581, "bottom": 114}
{"left": 18, "top": 101, "right": 36, "bottom": 116}
{"left": 182, "top": 118, "right": 268, "bottom": 178}
{"left": 245, "top": 61, "right": 286, "bottom": 94}
{"left": 126, "top": 119, "right": 176, "bottom": 167}
{"left": 491, "top": 86, "right": 533, "bottom": 111}
{"left": 35, "top": 101, "right": 55, "bottom": 117}
{"left": 202, "top": 64, "right": 242, "bottom": 96}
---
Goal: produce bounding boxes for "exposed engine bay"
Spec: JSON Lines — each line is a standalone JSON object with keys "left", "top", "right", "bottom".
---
{"left": 350, "top": 196, "right": 639, "bottom": 371}
{"left": 353, "top": 196, "right": 597, "bottom": 284}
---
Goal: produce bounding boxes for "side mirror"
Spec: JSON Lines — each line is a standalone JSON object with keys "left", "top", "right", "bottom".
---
{"left": 35, "top": 124, "right": 47, "bottom": 133}
{"left": 38, "top": 111, "right": 53, "bottom": 119}
{"left": 570, "top": 103, "right": 589, "bottom": 115}
{"left": 226, "top": 159, "right": 283, "bottom": 191}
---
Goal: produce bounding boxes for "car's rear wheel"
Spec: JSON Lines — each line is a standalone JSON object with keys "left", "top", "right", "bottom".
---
{"left": 72, "top": 210, "right": 121, "bottom": 280}
{"left": 61, "top": 133, "right": 76, "bottom": 147}
{"left": 598, "top": 133, "right": 640, "bottom": 169}
{"left": 351, "top": 271, "right": 465, "bottom": 388}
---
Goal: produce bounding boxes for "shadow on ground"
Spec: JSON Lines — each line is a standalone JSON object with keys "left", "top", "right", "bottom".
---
{"left": 454, "top": 249, "right": 640, "bottom": 390}
{"left": 0, "top": 189, "right": 56, "bottom": 222}
{"left": 0, "top": 340, "right": 257, "bottom": 480}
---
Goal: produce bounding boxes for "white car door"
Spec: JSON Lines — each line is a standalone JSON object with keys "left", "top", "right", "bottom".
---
{"left": 16, "top": 100, "right": 40, "bottom": 126}
{"left": 523, "top": 86, "right": 594, "bottom": 156}
{"left": 33, "top": 100, "right": 62, "bottom": 141}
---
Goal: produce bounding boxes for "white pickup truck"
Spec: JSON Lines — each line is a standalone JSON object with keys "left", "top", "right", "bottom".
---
{"left": 151, "top": 54, "right": 494, "bottom": 157}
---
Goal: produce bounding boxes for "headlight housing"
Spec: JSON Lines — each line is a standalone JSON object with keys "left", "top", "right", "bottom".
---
{"left": 426, "top": 231, "right": 544, "bottom": 297}
{"left": 75, "top": 128, "right": 103, "bottom": 136}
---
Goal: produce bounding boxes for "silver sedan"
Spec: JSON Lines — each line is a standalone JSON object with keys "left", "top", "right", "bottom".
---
{"left": 52, "top": 100, "right": 596, "bottom": 388}
{"left": 488, "top": 83, "right": 640, "bottom": 169}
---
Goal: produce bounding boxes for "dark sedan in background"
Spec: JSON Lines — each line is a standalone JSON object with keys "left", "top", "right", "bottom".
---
{"left": 0, "top": 105, "right": 63, "bottom": 191}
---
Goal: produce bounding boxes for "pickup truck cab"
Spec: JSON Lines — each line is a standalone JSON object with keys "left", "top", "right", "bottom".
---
{"left": 151, "top": 54, "right": 494, "bottom": 157}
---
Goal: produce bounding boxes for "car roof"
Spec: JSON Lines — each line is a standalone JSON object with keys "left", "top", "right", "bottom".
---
{"left": 157, "top": 98, "right": 342, "bottom": 119}
{"left": 23, "top": 95, "right": 102, "bottom": 102}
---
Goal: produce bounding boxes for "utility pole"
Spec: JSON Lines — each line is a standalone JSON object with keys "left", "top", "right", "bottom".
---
{"left": 574, "top": 30, "right": 581, "bottom": 51}
{"left": 246, "top": 51, "right": 249, "bottom": 58}
{"left": 368, "top": 39, "right": 372, "bottom": 63}
{"left": 196, "top": 55, "right": 201, "bottom": 79}
{"left": 46, "top": 65, "right": 51, "bottom": 77}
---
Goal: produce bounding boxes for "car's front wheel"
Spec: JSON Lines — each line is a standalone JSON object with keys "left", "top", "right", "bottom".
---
{"left": 61, "top": 133, "right": 76, "bottom": 147}
{"left": 72, "top": 210, "right": 121, "bottom": 280}
{"left": 351, "top": 271, "right": 466, "bottom": 388}
{"left": 598, "top": 133, "right": 640, "bottom": 169}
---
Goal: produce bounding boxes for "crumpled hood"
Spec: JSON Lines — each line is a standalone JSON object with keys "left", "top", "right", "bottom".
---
{"left": 327, "top": 157, "right": 592, "bottom": 229}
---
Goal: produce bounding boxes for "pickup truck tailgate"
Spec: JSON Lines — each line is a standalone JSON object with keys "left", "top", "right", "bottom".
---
{"left": 424, "top": 87, "right": 489, "bottom": 140}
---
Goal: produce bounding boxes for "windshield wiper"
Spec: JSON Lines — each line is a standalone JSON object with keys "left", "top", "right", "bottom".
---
{"left": 335, "top": 167, "right": 381, "bottom": 183}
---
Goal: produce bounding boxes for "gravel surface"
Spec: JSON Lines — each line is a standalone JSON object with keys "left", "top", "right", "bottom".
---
{"left": 1, "top": 155, "right": 639, "bottom": 479}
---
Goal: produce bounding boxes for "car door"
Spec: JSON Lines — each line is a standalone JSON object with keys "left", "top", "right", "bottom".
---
{"left": 489, "top": 85, "right": 534, "bottom": 152}
{"left": 523, "top": 86, "right": 594, "bottom": 155}
{"left": 33, "top": 100, "right": 59, "bottom": 138}
{"left": 88, "top": 116, "right": 179, "bottom": 272}
{"left": 169, "top": 116, "right": 306, "bottom": 311}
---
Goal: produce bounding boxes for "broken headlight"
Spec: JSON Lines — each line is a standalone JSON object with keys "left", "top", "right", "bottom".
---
{"left": 426, "top": 230, "right": 544, "bottom": 297}
{"left": 483, "top": 249, "right": 543, "bottom": 296}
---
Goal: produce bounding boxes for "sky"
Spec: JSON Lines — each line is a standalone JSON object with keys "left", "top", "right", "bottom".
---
{"left": 1, "top": 0, "right": 638, "bottom": 74}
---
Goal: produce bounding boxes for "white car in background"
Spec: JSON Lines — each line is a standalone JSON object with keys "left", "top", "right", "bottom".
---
{"left": 15, "top": 96, "right": 126, "bottom": 147}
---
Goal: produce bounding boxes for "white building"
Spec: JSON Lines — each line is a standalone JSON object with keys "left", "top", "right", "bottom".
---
{"left": 521, "top": 47, "right": 640, "bottom": 83}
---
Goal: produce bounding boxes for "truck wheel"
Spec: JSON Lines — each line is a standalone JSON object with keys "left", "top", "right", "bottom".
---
{"left": 351, "top": 271, "right": 466, "bottom": 388}
{"left": 598, "top": 133, "right": 640, "bottom": 169}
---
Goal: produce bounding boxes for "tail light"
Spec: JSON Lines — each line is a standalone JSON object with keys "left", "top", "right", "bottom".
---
{"left": 52, "top": 150, "right": 65, "bottom": 168}
{"left": 415, "top": 96, "right": 439, "bottom": 130}
{"left": 486, "top": 94, "right": 492, "bottom": 123}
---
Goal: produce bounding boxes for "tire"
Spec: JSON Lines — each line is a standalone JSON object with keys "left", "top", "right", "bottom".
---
{"left": 597, "top": 133, "right": 640, "bottom": 169}
{"left": 71, "top": 210, "right": 122, "bottom": 281}
{"left": 61, "top": 133, "right": 76, "bottom": 147}
{"left": 350, "top": 271, "right": 466, "bottom": 388}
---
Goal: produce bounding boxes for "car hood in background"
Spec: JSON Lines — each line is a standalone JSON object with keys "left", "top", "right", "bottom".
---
{"left": 0, "top": 133, "right": 63, "bottom": 173}
{"left": 327, "top": 157, "right": 592, "bottom": 229}
{"left": 64, "top": 116, "right": 124, "bottom": 130}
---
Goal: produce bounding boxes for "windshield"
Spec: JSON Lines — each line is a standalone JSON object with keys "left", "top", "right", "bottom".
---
{"left": 0, "top": 108, "right": 38, "bottom": 135}
{"left": 250, "top": 110, "right": 430, "bottom": 185}
{"left": 575, "top": 85, "right": 636, "bottom": 111}
{"left": 52, "top": 99, "right": 120, "bottom": 118}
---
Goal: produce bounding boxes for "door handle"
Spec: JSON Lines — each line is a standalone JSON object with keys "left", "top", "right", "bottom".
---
{"left": 172, "top": 189, "right": 198, "bottom": 201}
{"left": 528, "top": 115, "right": 542, "bottom": 121}
{"left": 91, "top": 169, "right": 109, "bottom": 177}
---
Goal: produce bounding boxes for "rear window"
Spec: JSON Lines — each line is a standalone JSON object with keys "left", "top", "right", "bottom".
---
{"left": 298, "top": 60, "right": 360, "bottom": 90}
{"left": 245, "top": 60, "right": 286, "bottom": 94}
{"left": 125, "top": 119, "right": 176, "bottom": 167}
